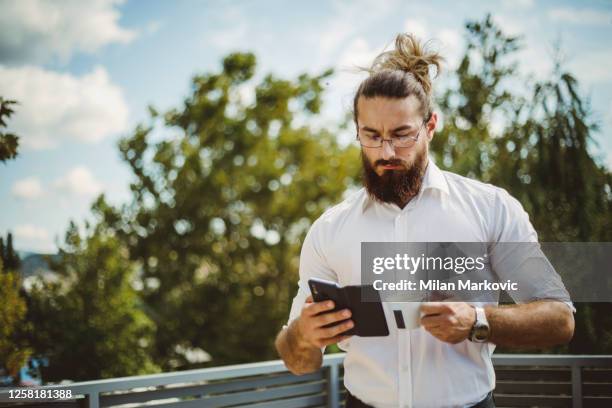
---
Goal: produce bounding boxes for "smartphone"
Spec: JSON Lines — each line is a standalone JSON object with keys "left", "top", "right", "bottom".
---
{"left": 308, "top": 278, "right": 353, "bottom": 334}
{"left": 308, "top": 278, "right": 389, "bottom": 337}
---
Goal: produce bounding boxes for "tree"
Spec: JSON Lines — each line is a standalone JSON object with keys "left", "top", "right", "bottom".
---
{"left": 0, "top": 95, "right": 27, "bottom": 380}
{"left": 432, "top": 14, "right": 612, "bottom": 353}
{"left": 98, "top": 52, "right": 361, "bottom": 369}
{"left": 1, "top": 232, "right": 21, "bottom": 271}
{"left": 0, "top": 258, "right": 31, "bottom": 382}
{"left": 26, "top": 217, "right": 159, "bottom": 381}
{"left": 0, "top": 97, "right": 19, "bottom": 163}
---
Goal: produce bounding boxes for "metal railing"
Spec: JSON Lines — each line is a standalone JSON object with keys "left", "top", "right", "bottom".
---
{"left": 1, "top": 354, "right": 611, "bottom": 408}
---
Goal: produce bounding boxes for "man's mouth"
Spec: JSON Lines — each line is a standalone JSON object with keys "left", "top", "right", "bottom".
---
{"left": 378, "top": 162, "right": 404, "bottom": 170}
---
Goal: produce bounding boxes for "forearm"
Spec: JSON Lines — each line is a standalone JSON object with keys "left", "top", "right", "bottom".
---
{"left": 275, "top": 318, "right": 323, "bottom": 375}
{"left": 485, "top": 300, "right": 574, "bottom": 348}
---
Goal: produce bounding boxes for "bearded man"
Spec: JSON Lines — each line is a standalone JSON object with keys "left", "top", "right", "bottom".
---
{"left": 275, "top": 33, "right": 574, "bottom": 408}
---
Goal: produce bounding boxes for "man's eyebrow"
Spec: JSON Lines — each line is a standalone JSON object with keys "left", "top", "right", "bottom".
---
{"left": 360, "top": 124, "right": 416, "bottom": 132}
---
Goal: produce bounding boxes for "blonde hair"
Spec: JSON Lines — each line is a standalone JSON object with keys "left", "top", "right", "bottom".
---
{"left": 353, "top": 33, "right": 444, "bottom": 125}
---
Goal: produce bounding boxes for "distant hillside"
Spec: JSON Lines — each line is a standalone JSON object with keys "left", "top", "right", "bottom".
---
{"left": 17, "top": 251, "right": 60, "bottom": 278}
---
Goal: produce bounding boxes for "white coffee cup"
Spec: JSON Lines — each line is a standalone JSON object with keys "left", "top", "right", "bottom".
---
{"left": 386, "top": 301, "right": 422, "bottom": 330}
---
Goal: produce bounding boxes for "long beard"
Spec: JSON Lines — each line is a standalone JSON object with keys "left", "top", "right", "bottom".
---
{"left": 361, "top": 148, "right": 428, "bottom": 207}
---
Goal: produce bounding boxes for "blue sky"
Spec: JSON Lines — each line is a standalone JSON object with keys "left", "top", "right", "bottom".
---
{"left": 1, "top": 0, "right": 611, "bottom": 253}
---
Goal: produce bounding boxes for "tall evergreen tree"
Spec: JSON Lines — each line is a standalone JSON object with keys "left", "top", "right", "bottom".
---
{"left": 0, "top": 237, "right": 5, "bottom": 271}
{"left": 4, "top": 232, "right": 20, "bottom": 271}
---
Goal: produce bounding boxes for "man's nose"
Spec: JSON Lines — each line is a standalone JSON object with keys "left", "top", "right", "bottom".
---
{"left": 381, "top": 140, "right": 396, "bottom": 160}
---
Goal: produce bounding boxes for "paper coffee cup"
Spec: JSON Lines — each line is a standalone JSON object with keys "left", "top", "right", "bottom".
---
{"left": 387, "top": 301, "right": 422, "bottom": 330}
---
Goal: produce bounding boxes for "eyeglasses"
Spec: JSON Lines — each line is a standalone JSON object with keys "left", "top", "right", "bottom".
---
{"left": 357, "top": 119, "right": 427, "bottom": 149}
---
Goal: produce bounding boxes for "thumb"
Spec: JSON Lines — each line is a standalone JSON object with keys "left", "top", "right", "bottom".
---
{"left": 305, "top": 295, "right": 313, "bottom": 303}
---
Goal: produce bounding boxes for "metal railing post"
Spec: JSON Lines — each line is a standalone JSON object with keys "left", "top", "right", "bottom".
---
{"left": 327, "top": 362, "right": 340, "bottom": 408}
{"left": 86, "top": 392, "right": 99, "bottom": 408}
{"left": 571, "top": 363, "right": 582, "bottom": 408}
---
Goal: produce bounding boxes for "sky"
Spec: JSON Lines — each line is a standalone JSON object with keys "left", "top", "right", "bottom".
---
{"left": 1, "top": 0, "right": 611, "bottom": 253}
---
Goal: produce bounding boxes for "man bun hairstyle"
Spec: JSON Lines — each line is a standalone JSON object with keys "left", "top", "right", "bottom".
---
{"left": 353, "top": 33, "right": 444, "bottom": 126}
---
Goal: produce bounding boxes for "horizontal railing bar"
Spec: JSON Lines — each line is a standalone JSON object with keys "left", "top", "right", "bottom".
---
{"left": 190, "top": 381, "right": 325, "bottom": 407}
{"left": 494, "top": 380, "right": 572, "bottom": 394}
{"left": 146, "top": 392, "right": 324, "bottom": 408}
{"left": 493, "top": 393, "right": 571, "bottom": 407}
{"left": 229, "top": 393, "right": 326, "bottom": 408}
{"left": 495, "top": 367, "right": 571, "bottom": 381}
{"left": 0, "top": 355, "right": 344, "bottom": 397}
{"left": 492, "top": 355, "right": 612, "bottom": 366}
{"left": 1, "top": 354, "right": 612, "bottom": 402}
{"left": 100, "top": 371, "right": 324, "bottom": 406}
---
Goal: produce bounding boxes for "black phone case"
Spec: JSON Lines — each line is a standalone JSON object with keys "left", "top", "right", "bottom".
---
{"left": 308, "top": 278, "right": 389, "bottom": 337}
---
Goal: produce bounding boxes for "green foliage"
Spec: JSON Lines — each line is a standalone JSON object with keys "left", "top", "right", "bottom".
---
{"left": 434, "top": 14, "right": 611, "bottom": 243}
{"left": 99, "top": 52, "right": 360, "bottom": 369}
{"left": 432, "top": 14, "right": 612, "bottom": 354}
{"left": 0, "top": 258, "right": 31, "bottom": 380}
{"left": 0, "top": 97, "right": 19, "bottom": 163}
{"left": 26, "top": 219, "right": 159, "bottom": 381}
{"left": 1, "top": 233, "right": 21, "bottom": 270}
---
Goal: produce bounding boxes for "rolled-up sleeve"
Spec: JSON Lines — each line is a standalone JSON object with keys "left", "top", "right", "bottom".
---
{"left": 488, "top": 188, "right": 575, "bottom": 312}
{"left": 287, "top": 218, "right": 338, "bottom": 325}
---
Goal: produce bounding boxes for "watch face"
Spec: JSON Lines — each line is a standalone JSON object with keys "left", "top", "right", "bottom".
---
{"left": 474, "top": 324, "right": 489, "bottom": 342}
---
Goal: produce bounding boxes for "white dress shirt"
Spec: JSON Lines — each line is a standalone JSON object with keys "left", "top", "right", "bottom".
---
{"left": 286, "top": 158, "right": 573, "bottom": 408}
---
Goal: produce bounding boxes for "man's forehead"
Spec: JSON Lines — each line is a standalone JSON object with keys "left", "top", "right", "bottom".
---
{"left": 357, "top": 95, "right": 422, "bottom": 128}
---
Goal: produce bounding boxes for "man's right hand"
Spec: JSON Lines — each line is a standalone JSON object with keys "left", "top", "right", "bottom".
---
{"left": 294, "top": 295, "right": 354, "bottom": 349}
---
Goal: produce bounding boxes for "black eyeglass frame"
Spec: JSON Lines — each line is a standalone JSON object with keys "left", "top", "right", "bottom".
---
{"left": 356, "top": 116, "right": 431, "bottom": 149}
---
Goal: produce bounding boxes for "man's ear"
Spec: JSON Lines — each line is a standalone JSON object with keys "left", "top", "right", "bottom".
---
{"left": 426, "top": 112, "right": 438, "bottom": 141}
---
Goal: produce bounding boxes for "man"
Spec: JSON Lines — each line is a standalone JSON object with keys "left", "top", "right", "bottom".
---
{"left": 275, "top": 33, "right": 574, "bottom": 408}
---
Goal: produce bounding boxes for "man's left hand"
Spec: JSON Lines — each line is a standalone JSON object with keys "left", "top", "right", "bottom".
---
{"left": 420, "top": 302, "right": 476, "bottom": 344}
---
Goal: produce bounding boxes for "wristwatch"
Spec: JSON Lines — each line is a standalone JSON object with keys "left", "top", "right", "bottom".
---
{"left": 469, "top": 306, "right": 490, "bottom": 343}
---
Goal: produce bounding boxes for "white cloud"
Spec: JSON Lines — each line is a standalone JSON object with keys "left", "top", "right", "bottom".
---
{"left": 54, "top": 166, "right": 103, "bottom": 197}
{"left": 0, "top": 0, "right": 136, "bottom": 64}
{"left": 502, "top": 0, "right": 534, "bottom": 9}
{"left": 207, "top": 24, "right": 248, "bottom": 50}
{"left": 568, "top": 50, "right": 612, "bottom": 86}
{"left": 334, "top": 37, "right": 381, "bottom": 108}
{"left": 14, "top": 224, "right": 49, "bottom": 241}
{"left": 0, "top": 65, "right": 129, "bottom": 149}
{"left": 304, "top": 0, "right": 401, "bottom": 66}
{"left": 514, "top": 43, "right": 555, "bottom": 80}
{"left": 337, "top": 37, "right": 382, "bottom": 71}
{"left": 492, "top": 14, "right": 525, "bottom": 37}
{"left": 12, "top": 177, "right": 44, "bottom": 200}
{"left": 14, "top": 224, "right": 55, "bottom": 253}
{"left": 144, "top": 20, "right": 163, "bottom": 36}
{"left": 205, "top": 5, "right": 249, "bottom": 50}
{"left": 548, "top": 7, "right": 612, "bottom": 26}
{"left": 437, "top": 29, "right": 463, "bottom": 70}
{"left": 403, "top": 19, "right": 428, "bottom": 40}
{"left": 488, "top": 15, "right": 554, "bottom": 80}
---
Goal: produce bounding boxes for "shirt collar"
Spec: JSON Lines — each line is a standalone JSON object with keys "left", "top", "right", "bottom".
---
{"left": 361, "top": 157, "right": 449, "bottom": 213}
